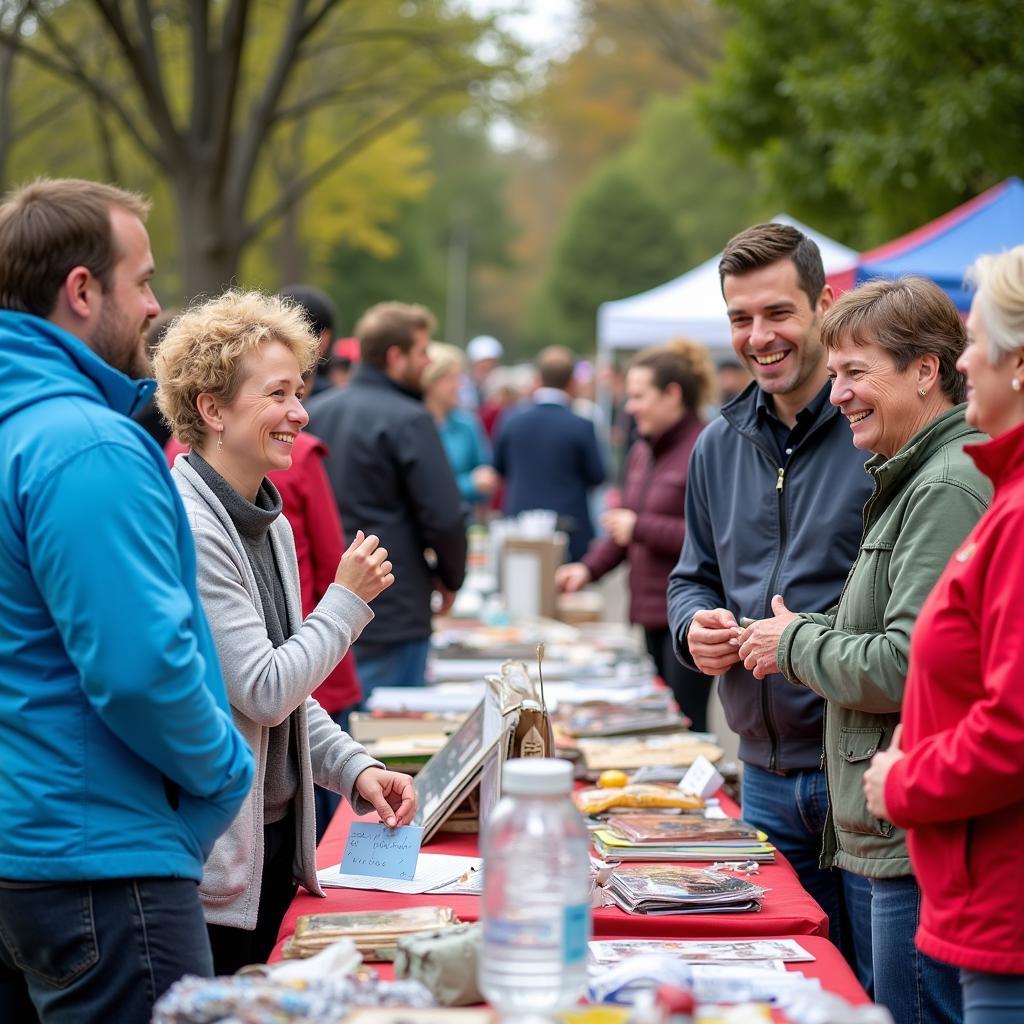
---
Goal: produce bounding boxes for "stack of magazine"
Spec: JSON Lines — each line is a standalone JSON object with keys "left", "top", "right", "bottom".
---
{"left": 593, "top": 814, "right": 775, "bottom": 863}
{"left": 606, "top": 864, "right": 765, "bottom": 916}
{"left": 281, "top": 906, "right": 459, "bottom": 961}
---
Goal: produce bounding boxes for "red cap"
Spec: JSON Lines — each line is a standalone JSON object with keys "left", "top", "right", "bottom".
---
{"left": 331, "top": 337, "right": 360, "bottom": 362}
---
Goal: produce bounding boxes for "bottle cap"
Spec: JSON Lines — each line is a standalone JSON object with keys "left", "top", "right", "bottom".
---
{"left": 502, "top": 757, "right": 573, "bottom": 796}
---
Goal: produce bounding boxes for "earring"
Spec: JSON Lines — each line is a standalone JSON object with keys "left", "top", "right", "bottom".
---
{"left": 1013, "top": 378, "right": 1022, "bottom": 393}
{"left": 217, "top": 429, "right": 224, "bottom": 451}
{"left": 918, "top": 388, "right": 927, "bottom": 397}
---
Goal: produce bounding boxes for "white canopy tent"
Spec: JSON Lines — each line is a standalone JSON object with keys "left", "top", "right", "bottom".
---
{"left": 596, "top": 215, "right": 859, "bottom": 355}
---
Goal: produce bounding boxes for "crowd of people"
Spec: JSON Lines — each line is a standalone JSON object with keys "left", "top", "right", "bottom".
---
{"left": 0, "top": 177, "right": 1022, "bottom": 1024}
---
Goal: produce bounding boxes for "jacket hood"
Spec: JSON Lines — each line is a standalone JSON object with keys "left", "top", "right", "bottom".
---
{"left": 0, "top": 309, "right": 154, "bottom": 424}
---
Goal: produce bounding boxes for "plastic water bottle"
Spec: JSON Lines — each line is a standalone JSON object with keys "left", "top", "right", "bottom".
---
{"left": 479, "top": 758, "right": 592, "bottom": 1019}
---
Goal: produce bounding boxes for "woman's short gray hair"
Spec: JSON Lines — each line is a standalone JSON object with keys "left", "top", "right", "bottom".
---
{"left": 966, "top": 246, "right": 1024, "bottom": 364}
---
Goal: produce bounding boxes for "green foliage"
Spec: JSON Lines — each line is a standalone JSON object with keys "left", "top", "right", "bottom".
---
{"left": 619, "top": 94, "right": 770, "bottom": 263}
{"left": 0, "top": 0, "right": 518, "bottom": 297}
{"left": 530, "top": 163, "right": 688, "bottom": 351}
{"left": 699, "top": 0, "right": 1024, "bottom": 245}
{"left": 324, "top": 116, "right": 516, "bottom": 337}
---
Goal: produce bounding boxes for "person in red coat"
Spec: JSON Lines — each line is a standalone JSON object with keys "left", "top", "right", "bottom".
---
{"left": 864, "top": 246, "right": 1024, "bottom": 1023}
{"left": 555, "top": 339, "right": 715, "bottom": 731}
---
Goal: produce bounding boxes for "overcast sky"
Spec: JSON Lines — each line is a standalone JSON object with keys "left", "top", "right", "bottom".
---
{"left": 461, "top": 0, "right": 581, "bottom": 65}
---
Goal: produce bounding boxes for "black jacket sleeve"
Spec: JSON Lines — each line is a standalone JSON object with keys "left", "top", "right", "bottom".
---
{"left": 396, "top": 414, "right": 468, "bottom": 591}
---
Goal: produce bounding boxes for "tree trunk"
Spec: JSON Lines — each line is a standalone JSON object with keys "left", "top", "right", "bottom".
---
{"left": 275, "top": 195, "right": 306, "bottom": 287}
{"left": 173, "top": 175, "right": 244, "bottom": 300}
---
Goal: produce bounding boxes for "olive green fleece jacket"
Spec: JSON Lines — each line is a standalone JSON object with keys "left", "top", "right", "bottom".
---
{"left": 778, "top": 405, "right": 990, "bottom": 879}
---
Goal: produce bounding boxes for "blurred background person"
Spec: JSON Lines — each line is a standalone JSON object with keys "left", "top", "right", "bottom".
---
{"left": 493, "top": 345, "right": 606, "bottom": 561}
{"left": 466, "top": 333, "right": 504, "bottom": 406}
{"left": 716, "top": 355, "right": 753, "bottom": 405}
{"left": 556, "top": 339, "right": 715, "bottom": 731}
{"left": 327, "top": 336, "right": 360, "bottom": 390}
{"left": 155, "top": 290, "right": 415, "bottom": 973}
{"left": 133, "top": 308, "right": 178, "bottom": 447}
{"left": 307, "top": 302, "right": 466, "bottom": 696}
{"left": 280, "top": 284, "right": 337, "bottom": 398}
{"left": 739, "top": 276, "right": 989, "bottom": 1024}
{"left": 865, "top": 246, "right": 1024, "bottom": 1024}
{"left": 422, "top": 342, "right": 498, "bottom": 512}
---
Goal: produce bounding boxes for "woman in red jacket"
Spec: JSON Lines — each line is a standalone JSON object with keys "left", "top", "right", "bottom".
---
{"left": 556, "top": 339, "right": 714, "bottom": 730}
{"left": 864, "top": 246, "right": 1024, "bottom": 1024}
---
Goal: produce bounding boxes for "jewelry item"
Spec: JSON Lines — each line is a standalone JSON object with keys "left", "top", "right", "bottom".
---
{"left": 1013, "top": 378, "right": 1022, "bottom": 392}
{"left": 917, "top": 388, "right": 926, "bottom": 397}
{"left": 217, "top": 429, "right": 224, "bottom": 451}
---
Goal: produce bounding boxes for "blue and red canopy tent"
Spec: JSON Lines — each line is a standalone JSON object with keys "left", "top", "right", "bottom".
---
{"left": 831, "top": 177, "right": 1024, "bottom": 311}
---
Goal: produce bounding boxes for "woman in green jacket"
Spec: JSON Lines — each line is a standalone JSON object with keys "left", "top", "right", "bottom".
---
{"left": 737, "top": 276, "right": 991, "bottom": 1024}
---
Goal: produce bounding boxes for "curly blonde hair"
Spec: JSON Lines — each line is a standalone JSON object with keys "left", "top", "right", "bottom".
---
{"left": 154, "top": 289, "right": 319, "bottom": 448}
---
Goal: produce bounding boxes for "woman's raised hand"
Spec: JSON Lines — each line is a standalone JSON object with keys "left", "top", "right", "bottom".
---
{"left": 334, "top": 530, "right": 395, "bottom": 603}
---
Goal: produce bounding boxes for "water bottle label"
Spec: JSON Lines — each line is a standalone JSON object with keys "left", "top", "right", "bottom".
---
{"left": 562, "top": 903, "right": 589, "bottom": 965}
{"left": 485, "top": 918, "right": 558, "bottom": 947}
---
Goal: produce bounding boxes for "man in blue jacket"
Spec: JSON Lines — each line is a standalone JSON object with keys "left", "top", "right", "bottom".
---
{"left": 667, "top": 224, "right": 874, "bottom": 988}
{"left": 494, "top": 346, "right": 606, "bottom": 561}
{"left": 0, "top": 180, "right": 254, "bottom": 1022}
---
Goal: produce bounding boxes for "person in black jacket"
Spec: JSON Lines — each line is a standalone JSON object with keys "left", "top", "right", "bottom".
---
{"left": 667, "top": 224, "right": 874, "bottom": 990}
{"left": 306, "top": 302, "right": 466, "bottom": 699}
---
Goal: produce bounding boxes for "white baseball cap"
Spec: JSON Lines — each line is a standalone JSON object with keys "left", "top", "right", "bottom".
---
{"left": 466, "top": 335, "right": 504, "bottom": 363}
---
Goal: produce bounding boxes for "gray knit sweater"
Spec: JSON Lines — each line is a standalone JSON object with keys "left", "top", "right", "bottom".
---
{"left": 172, "top": 456, "right": 381, "bottom": 930}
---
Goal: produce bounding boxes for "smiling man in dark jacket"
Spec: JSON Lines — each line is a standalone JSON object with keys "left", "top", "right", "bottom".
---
{"left": 667, "top": 224, "right": 874, "bottom": 989}
{"left": 307, "top": 302, "right": 466, "bottom": 699}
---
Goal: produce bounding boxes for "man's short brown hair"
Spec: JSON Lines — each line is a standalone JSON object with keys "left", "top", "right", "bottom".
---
{"left": 536, "top": 345, "right": 576, "bottom": 390}
{"left": 0, "top": 178, "right": 150, "bottom": 317}
{"left": 719, "top": 223, "right": 825, "bottom": 306}
{"left": 821, "top": 276, "right": 967, "bottom": 404}
{"left": 355, "top": 301, "right": 436, "bottom": 370}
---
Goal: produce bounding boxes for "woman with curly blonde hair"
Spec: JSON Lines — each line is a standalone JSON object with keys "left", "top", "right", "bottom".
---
{"left": 556, "top": 337, "right": 716, "bottom": 730}
{"left": 154, "top": 290, "right": 415, "bottom": 973}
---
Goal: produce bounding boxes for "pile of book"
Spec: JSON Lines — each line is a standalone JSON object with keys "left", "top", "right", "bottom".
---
{"left": 605, "top": 864, "right": 765, "bottom": 916}
{"left": 592, "top": 814, "right": 775, "bottom": 863}
{"left": 556, "top": 692, "right": 687, "bottom": 739}
{"left": 281, "top": 906, "right": 459, "bottom": 961}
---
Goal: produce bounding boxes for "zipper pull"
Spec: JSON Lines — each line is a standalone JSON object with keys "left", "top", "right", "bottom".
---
{"left": 776, "top": 467, "right": 785, "bottom": 492}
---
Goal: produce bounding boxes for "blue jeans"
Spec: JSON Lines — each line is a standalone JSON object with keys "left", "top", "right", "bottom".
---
{"left": 356, "top": 637, "right": 431, "bottom": 708}
{"left": 0, "top": 876, "right": 212, "bottom": 1023}
{"left": 871, "top": 876, "right": 962, "bottom": 1024}
{"left": 741, "top": 763, "right": 873, "bottom": 994}
{"left": 960, "top": 970, "right": 1024, "bottom": 1024}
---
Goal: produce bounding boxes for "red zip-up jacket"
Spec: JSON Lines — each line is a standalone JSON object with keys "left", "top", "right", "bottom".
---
{"left": 885, "top": 419, "right": 1024, "bottom": 974}
{"left": 166, "top": 433, "right": 361, "bottom": 713}
{"left": 582, "top": 413, "right": 704, "bottom": 628}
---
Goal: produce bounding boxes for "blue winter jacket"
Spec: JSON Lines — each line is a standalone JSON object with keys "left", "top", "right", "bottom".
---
{"left": 0, "top": 311, "right": 254, "bottom": 883}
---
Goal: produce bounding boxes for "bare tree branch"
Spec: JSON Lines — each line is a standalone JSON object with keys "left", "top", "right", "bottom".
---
{"left": 4, "top": 5, "right": 164, "bottom": 163}
{"left": 228, "top": 0, "right": 349, "bottom": 214}
{"left": 208, "top": 0, "right": 251, "bottom": 191}
{"left": 241, "top": 77, "right": 471, "bottom": 245}
{"left": 91, "top": 0, "right": 181, "bottom": 155}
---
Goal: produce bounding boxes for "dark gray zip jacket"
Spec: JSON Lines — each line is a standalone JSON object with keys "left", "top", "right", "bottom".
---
{"left": 667, "top": 381, "right": 873, "bottom": 771}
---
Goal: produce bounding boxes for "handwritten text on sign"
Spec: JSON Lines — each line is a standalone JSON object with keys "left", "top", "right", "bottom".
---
{"left": 339, "top": 822, "right": 424, "bottom": 881}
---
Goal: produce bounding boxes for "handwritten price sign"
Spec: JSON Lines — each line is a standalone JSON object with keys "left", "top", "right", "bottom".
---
{"left": 340, "top": 822, "right": 424, "bottom": 881}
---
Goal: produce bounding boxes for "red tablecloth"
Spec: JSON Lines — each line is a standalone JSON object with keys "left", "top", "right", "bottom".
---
{"left": 272, "top": 795, "right": 827, "bottom": 962}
